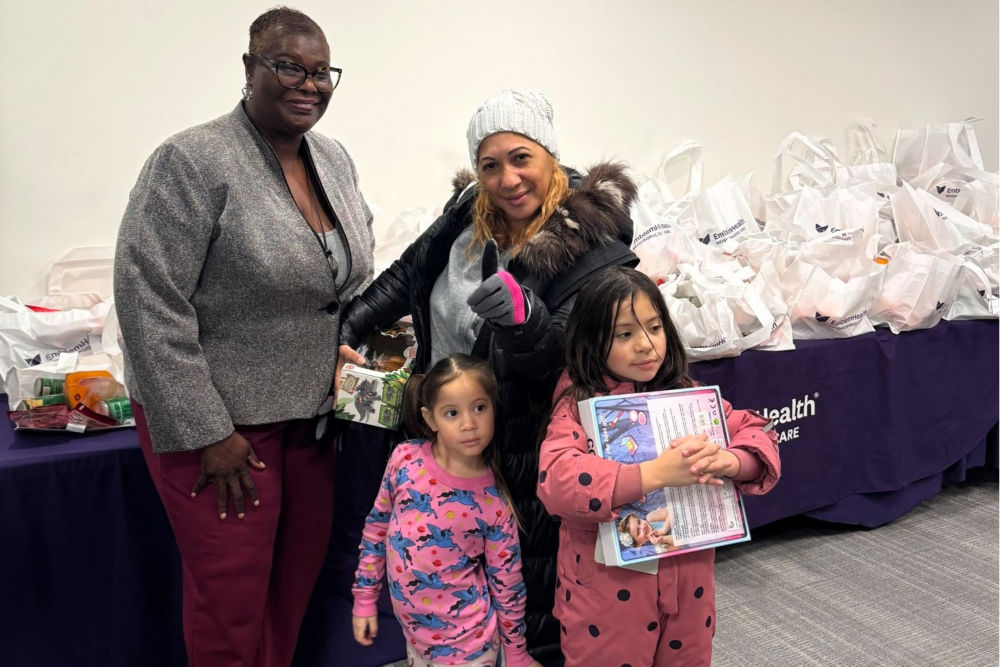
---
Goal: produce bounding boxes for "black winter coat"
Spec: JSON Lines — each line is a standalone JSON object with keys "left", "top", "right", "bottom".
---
{"left": 341, "top": 162, "right": 638, "bottom": 660}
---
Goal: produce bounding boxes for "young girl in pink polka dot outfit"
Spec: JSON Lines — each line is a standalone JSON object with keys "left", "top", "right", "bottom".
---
{"left": 538, "top": 267, "right": 781, "bottom": 666}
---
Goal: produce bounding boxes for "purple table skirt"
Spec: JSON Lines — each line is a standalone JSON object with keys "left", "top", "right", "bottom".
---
{"left": 1, "top": 319, "right": 996, "bottom": 666}
{"left": 688, "top": 319, "right": 999, "bottom": 529}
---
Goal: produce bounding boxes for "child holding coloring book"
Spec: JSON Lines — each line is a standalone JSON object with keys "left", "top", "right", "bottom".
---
{"left": 352, "top": 354, "right": 542, "bottom": 667}
{"left": 537, "top": 266, "right": 781, "bottom": 666}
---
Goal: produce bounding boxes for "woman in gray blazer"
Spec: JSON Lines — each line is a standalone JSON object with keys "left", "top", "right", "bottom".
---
{"left": 113, "top": 7, "right": 374, "bottom": 666}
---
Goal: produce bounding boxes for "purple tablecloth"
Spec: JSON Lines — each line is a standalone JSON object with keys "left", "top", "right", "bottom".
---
{"left": 0, "top": 417, "right": 185, "bottom": 666}
{"left": 1, "top": 319, "right": 996, "bottom": 666}
{"left": 689, "top": 319, "right": 999, "bottom": 528}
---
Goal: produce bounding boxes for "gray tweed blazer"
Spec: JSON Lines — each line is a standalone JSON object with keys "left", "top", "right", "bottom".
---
{"left": 114, "top": 103, "right": 375, "bottom": 453}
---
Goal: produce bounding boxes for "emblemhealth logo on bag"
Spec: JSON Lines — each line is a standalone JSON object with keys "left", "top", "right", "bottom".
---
{"left": 631, "top": 223, "right": 674, "bottom": 247}
{"left": 813, "top": 223, "right": 856, "bottom": 242}
{"left": 700, "top": 219, "right": 748, "bottom": 246}
{"left": 814, "top": 311, "right": 867, "bottom": 330}
{"left": 759, "top": 393, "right": 818, "bottom": 444}
{"left": 934, "top": 181, "right": 964, "bottom": 201}
{"left": 24, "top": 336, "right": 93, "bottom": 366}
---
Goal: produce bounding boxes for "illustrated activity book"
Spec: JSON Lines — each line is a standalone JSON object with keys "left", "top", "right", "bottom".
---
{"left": 579, "top": 385, "right": 750, "bottom": 568}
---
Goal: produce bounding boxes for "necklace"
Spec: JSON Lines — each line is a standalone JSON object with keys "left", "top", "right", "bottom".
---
{"left": 306, "top": 179, "right": 333, "bottom": 258}
{"left": 304, "top": 177, "right": 341, "bottom": 295}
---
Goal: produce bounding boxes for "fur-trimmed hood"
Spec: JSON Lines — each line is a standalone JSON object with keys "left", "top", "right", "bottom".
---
{"left": 452, "top": 162, "right": 637, "bottom": 281}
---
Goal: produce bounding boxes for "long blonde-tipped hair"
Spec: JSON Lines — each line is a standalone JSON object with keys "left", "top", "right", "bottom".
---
{"left": 470, "top": 155, "right": 569, "bottom": 253}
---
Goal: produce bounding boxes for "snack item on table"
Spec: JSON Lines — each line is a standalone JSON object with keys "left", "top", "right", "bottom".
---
{"left": 33, "top": 377, "right": 65, "bottom": 396}
{"left": 64, "top": 371, "right": 124, "bottom": 411}
{"left": 67, "top": 404, "right": 118, "bottom": 430}
{"left": 8, "top": 404, "right": 70, "bottom": 429}
{"left": 17, "top": 394, "right": 68, "bottom": 410}
{"left": 96, "top": 396, "right": 133, "bottom": 423}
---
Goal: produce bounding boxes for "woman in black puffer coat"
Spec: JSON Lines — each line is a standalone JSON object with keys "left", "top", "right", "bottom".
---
{"left": 339, "top": 88, "right": 637, "bottom": 662}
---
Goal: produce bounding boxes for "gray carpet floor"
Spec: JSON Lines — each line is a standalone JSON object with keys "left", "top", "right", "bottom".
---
{"left": 382, "top": 470, "right": 999, "bottom": 666}
{"left": 713, "top": 469, "right": 998, "bottom": 667}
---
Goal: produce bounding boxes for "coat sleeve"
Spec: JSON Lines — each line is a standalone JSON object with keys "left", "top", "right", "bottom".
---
{"left": 723, "top": 400, "right": 781, "bottom": 495}
{"left": 488, "top": 290, "right": 570, "bottom": 383}
{"left": 339, "top": 194, "right": 466, "bottom": 349}
{"left": 339, "top": 251, "right": 414, "bottom": 350}
{"left": 482, "top": 502, "right": 533, "bottom": 667}
{"left": 537, "top": 384, "right": 640, "bottom": 524}
{"left": 489, "top": 241, "right": 636, "bottom": 383}
{"left": 113, "top": 142, "right": 234, "bottom": 453}
{"left": 350, "top": 450, "right": 399, "bottom": 617}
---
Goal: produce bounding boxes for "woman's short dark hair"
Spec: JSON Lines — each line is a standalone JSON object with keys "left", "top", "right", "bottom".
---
{"left": 248, "top": 7, "right": 325, "bottom": 53}
{"left": 564, "top": 266, "right": 692, "bottom": 400}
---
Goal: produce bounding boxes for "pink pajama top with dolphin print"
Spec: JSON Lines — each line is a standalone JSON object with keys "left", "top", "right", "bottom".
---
{"left": 537, "top": 371, "right": 781, "bottom": 667}
{"left": 352, "top": 439, "right": 533, "bottom": 667}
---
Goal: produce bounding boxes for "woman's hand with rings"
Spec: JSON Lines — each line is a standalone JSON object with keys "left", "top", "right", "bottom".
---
{"left": 191, "top": 431, "right": 266, "bottom": 519}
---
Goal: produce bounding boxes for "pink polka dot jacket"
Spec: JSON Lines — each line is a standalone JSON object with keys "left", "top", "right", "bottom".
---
{"left": 352, "top": 440, "right": 533, "bottom": 667}
{"left": 536, "top": 371, "right": 781, "bottom": 665}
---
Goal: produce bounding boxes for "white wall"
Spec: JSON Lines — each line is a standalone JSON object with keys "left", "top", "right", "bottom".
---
{"left": 1, "top": 0, "right": 997, "bottom": 298}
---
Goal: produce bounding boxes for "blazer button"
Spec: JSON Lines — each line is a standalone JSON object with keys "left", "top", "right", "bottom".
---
{"left": 324, "top": 301, "right": 339, "bottom": 315}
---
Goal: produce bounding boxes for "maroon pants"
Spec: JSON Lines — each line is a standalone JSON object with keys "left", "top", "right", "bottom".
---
{"left": 135, "top": 403, "right": 334, "bottom": 667}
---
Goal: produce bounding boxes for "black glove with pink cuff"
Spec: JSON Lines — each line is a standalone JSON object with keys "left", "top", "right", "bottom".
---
{"left": 467, "top": 239, "right": 532, "bottom": 328}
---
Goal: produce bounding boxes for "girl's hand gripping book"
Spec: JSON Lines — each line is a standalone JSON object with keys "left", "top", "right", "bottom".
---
{"left": 577, "top": 385, "right": 750, "bottom": 568}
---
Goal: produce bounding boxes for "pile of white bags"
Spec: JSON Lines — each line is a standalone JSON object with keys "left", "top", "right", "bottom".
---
{"left": 632, "top": 119, "right": 998, "bottom": 360}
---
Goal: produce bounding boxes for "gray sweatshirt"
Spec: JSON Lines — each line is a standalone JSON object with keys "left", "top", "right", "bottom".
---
{"left": 114, "top": 103, "right": 374, "bottom": 453}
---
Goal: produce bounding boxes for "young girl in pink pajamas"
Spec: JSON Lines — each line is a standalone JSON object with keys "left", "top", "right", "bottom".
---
{"left": 538, "top": 267, "right": 781, "bottom": 666}
{"left": 352, "top": 354, "right": 542, "bottom": 667}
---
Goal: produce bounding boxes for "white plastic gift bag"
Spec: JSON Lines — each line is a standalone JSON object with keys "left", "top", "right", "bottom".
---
{"left": 690, "top": 176, "right": 762, "bottom": 247}
{"left": 635, "top": 141, "right": 703, "bottom": 221}
{"left": 738, "top": 170, "right": 767, "bottom": 228}
{"left": 946, "top": 245, "right": 1000, "bottom": 320}
{"left": 3, "top": 350, "right": 125, "bottom": 408}
{"left": 630, "top": 197, "right": 714, "bottom": 282}
{"left": 869, "top": 243, "right": 963, "bottom": 333}
{"left": 953, "top": 175, "right": 1000, "bottom": 232}
{"left": 798, "top": 185, "right": 881, "bottom": 243}
{"left": 765, "top": 185, "right": 880, "bottom": 246}
{"left": 892, "top": 182, "right": 996, "bottom": 253}
{"left": 892, "top": 118, "right": 984, "bottom": 183}
{"left": 785, "top": 234, "right": 886, "bottom": 340}
{"left": 659, "top": 265, "right": 775, "bottom": 360}
{"left": 660, "top": 275, "right": 741, "bottom": 360}
{"left": 788, "top": 263, "right": 884, "bottom": 339}
{"left": 847, "top": 119, "right": 890, "bottom": 166}
{"left": 748, "top": 262, "right": 794, "bottom": 351}
{"left": 841, "top": 119, "right": 898, "bottom": 189}
{"left": 46, "top": 246, "right": 115, "bottom": 299}
{"left": 910, "top": 164, "right": 1000, "bottom": 231}
{"left": 0, "top": 297, "right": 113, "bottom": 392}
{"left": 4, "top": 351, "right": 80, "bottom": 407}
{"left": 770, "top": 132, "right": 841, "bottom": 194}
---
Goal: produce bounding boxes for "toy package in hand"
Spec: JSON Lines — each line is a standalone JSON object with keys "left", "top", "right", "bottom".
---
{"left": 336, "top": 320, "right": 417, "bottom": 430}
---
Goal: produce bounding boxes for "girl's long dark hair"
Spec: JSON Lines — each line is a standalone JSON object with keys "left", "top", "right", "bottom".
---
{"left": 401, "top": 354, "right": 520, "bottom": 525}
{"left": 563, "top": 266, "right": 692, "bottom": 403}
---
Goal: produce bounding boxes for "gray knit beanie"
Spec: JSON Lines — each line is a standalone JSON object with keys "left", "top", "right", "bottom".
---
{"left": 466, "top": 88, "right": 559, "bottom": 168}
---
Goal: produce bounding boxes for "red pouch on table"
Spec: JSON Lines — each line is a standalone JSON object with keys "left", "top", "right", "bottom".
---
{"left": 7, "top": 403, "right": 117, "bottom": 430}
{"left": 8, "top": 404, "right": 71, "bottom": 429}
{"left": 68, "top": 403, "right": 118, "bottom": 429}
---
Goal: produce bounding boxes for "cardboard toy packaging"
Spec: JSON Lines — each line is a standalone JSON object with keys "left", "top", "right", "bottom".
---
{"left": 335, "top": 320, "right": 416, "bottom": 430}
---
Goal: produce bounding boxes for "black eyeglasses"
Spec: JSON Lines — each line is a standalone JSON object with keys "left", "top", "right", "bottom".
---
{"left": 248, "top": 53, "right": 342, "bottom": 93}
